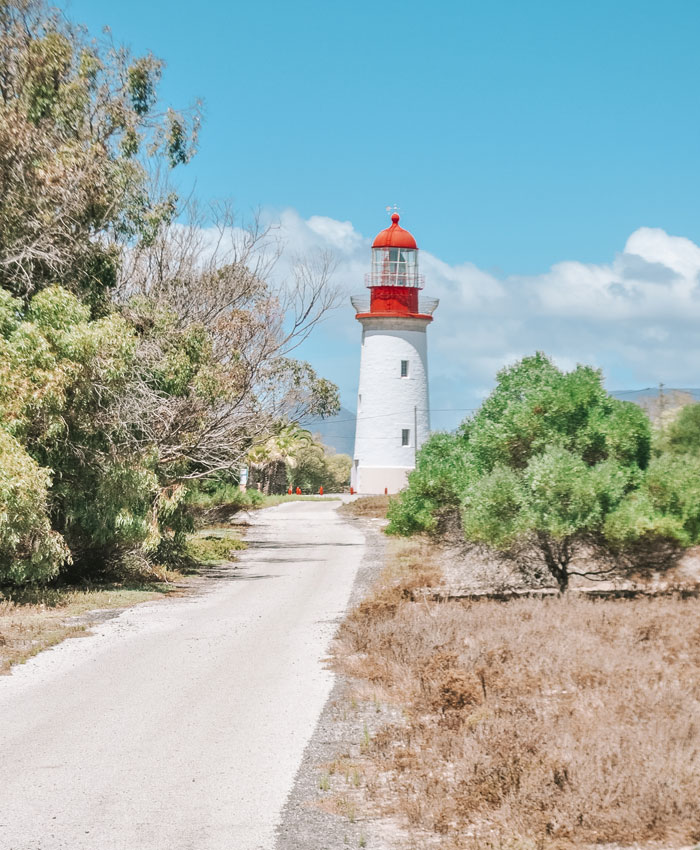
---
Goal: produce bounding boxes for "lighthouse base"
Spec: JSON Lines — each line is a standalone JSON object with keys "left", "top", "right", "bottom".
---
{"left": 352, "top": 465, "right": 412, "bottom": 496}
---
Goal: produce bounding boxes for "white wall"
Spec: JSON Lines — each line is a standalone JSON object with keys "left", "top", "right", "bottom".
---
{"left": 352, "top": 316, "right": 431, "bottom": 494}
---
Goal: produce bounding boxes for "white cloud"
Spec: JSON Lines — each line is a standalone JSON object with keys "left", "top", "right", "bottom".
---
{"left": 261, "top": 211, "right": 700, "bottom": 429}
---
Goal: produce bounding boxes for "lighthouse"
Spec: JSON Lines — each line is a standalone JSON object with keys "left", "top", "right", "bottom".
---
{"left": 350, "top": 213, "right": 438, "bottom": 494}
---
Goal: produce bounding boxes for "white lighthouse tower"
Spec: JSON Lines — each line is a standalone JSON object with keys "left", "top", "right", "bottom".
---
{"left": 350, "top": 213, "right": 438, "bottom": 494}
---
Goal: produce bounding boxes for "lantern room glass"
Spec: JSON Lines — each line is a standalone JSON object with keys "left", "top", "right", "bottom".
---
{"left": 370, "top": 246, "right": 420, "bottom": 288}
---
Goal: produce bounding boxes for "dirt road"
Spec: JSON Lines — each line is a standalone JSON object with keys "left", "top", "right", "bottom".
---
{"left": 0, "top": 500, "right": 365, "bottom": 850}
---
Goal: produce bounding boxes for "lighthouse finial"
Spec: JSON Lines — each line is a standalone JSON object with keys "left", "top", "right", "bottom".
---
{"left": 385, "top": 204, "right": 400, "bottom": 224}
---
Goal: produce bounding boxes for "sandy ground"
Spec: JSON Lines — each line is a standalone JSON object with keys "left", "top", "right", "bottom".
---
{"left": 0, "top": 500, "right": 365, "bottom": 850}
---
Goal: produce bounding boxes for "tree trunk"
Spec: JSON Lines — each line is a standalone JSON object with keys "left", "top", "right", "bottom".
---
{"left": 537, "top": 532, "right": 570, "bottom": 593}
{"left": 267, "top": 460, "right": 287, "bottom": 495}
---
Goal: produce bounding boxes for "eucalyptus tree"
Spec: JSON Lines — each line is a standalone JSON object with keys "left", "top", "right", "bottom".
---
{"left": 0, "top": 0, "right": 198, "bottom": 310}
{"left": 0, "top": 1, "right": 340, "bottom": 582}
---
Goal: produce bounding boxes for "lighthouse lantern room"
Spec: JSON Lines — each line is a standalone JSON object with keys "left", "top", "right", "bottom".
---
{"left": 351, "top": 213, "right": 438, "bottom": 494}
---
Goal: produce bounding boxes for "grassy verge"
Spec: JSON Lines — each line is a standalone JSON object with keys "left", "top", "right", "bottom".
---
{"left": 1, "top": 526, "right": 248, "bottom": 675}
{"left": 331, "top": 536, "right": 700, "bottom": 849}
{"left": 190, "top": 487, "right": 339, "bottom": 526}
{"left": 0, "top": 582, "right": 177, "bottom": 675}
{"left": 257, "top": 493, "right": 340, "bottom": 508}
{"left": 339, "top": 495, "right": 392, "bottom": 519}
{"left": 186, "top": 530, "right": 247, "bottom": 563}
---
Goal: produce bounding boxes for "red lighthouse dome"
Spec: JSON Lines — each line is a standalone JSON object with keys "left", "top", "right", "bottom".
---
{"left": 371, "top": 213, "right": 418, "bottom": 250}
{"left": 349, "top": 213, "right": 438, "bottom": 321}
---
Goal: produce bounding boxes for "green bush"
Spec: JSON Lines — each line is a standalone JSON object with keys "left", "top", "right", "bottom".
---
{"left": 0, "top": 286, "right": 160, "bottom": 574}
{"left": 187, "top": 534, "right": 246, "bottom": 563}
{"left": 187, "top": 480, "right": 264, "bottom": 511}
{"left": 665, "top": 403, "right": 700, "bottom": 456}
{"left": 389, "top": 353, "right": 675, "bottom": 591}
{"left": 0, "top": 429, "right": 69, "bottom": 584}
{"left": 288, "top": 442, "right": 352, "bottom": 493}
{"left": 387, "top": 432, "right": 472, "bottom": 535}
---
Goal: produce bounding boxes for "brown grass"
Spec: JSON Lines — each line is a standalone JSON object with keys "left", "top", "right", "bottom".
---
{"left": 0, "top": 523, "right": 248, "bottom": 674}
{"left": 0, "top": 580, "right": 186, "bottom": 674}
{"left": 333, "top": 538, "right": 700, "bottom": 848}
{"left": 340, "top": 495, "right": 392, "bottom": 519}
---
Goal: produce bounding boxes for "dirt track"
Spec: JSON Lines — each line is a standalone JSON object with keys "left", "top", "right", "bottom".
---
{"left": 0, "top": 500, "right": 364, "bottom": 850}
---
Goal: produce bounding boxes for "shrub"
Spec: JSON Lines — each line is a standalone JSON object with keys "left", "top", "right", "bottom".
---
{"left": 187, "top": 534, "right": 245, "bottom": 563}
{"left": 0, "top": 429, "right": 69, "bottom": 583}
{"left": 387, "top": 432, "right": 473, "bottom": 535}
{"left": 666, "top": 402, "right": 700, "bottom": 456}
{"left": 390, "top": 353, "right": 678, "bottom": 591}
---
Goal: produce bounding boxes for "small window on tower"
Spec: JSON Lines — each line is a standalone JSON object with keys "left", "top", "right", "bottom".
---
{"left": 400, "top": 360, "right": 409, "bottom": 378}
{"left": 401, "top": 429, "right": 410, "bottom": 446}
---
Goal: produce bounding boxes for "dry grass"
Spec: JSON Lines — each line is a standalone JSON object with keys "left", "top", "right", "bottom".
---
{"left": 0, "top": 523, "right": 247, "bottom": 675}
{"left": 333, "top": 538, "right": 700, "bottom": 849}
{"left": 0, "top": 583, "right": 179, "bottom": 674}
{"left": 340, "top": 495, "right": 392, "bottom": 519}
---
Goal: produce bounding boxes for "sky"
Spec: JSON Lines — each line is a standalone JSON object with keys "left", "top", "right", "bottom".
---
{"left": 65, "top": 0, "right": 700, "bottom": 430}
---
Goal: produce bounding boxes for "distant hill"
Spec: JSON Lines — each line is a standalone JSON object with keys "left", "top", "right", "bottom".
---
{"left": 301, "top": 407, "right": 356, "bottom": 457}
{"left": 302, "top": 390, "right": 700, "bottom": 454}
{"left": 611, "top": 387, "right": 700, "bottom": 425}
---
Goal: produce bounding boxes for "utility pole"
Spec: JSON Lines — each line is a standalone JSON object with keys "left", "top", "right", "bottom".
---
{"left": 414, "top": 405, "right": 418, "bottom": 464}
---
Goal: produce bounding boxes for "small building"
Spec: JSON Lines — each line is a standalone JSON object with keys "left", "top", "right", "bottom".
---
{"left": 350, "top": 214, "right": 438, "bottom": 494}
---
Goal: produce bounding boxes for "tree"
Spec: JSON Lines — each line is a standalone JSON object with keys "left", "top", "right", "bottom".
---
{"left": 288, "top": 440, "right": 351, "bottom": 493}
{"left": 665, "top": 402, "right": 700, "bottom": 456}
{"left": 387, "top": 353, "right": 698, "bottom": 592}
{"left": 384, "top": 432, "right": 473, "bottom": 535}
{"left": 0, "top": 285, "right": 160, "bottom": 571}
{"left": 247, "top": 425, "right": 314, "bottom": 494}
{"left": 0, "top": 0, "right": 198, "bottom": 310}
{"left": 0, "top": 2, "right": 341, "bottom": 582}
{"left": 117, "top": 205, "right": 341, "bottom": 482}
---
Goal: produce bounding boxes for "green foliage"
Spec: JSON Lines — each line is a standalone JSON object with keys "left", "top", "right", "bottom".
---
{"left": 0, "top": 2, "right": 342, "bottom": 586}
{"left": 249, "top": 423, "right": 349, "bottom": 494}
{"left": 386, "top": 432, "right": 473, "bottom": 535}
{"left": 0, "top": 429, "right": 69, "bottom": 584}
{"left": 0, "top": 286, "right": 156, "bottom": 575}
{"left": 0, "top": 0, "right": 199, "bottom": 307}
{"left": 187, "top": 480, "right": 264, "bottom": 511}
{"left": 288, "top": 442, "right": 351, "bottom": 493}
{"left": 461, "top": 464, "right": 524, "bottom": 546}
{"left": 665, "top": 403, "right": 700, "bottom": 456}
{"left": 389, "top": 353, "right": 686, "bottom": 591}
{"left": 187, "top": 534, "right": 246, "bottom": 563}
{"left": 460, "top": 353, "right": 650, "bottom": 472}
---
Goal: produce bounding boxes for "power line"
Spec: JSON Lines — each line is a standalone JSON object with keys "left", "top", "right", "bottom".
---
{"left": 303, "top": 407, "right": 478, "bottom": 426}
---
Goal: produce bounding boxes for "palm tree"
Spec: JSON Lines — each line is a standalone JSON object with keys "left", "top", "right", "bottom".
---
{"left": 247, "top": 424, "right": 314, "bottom": 494}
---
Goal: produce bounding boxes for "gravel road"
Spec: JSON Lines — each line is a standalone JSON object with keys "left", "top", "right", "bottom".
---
{"left": 0, "top": 500, "right": 365, "bottom": 850}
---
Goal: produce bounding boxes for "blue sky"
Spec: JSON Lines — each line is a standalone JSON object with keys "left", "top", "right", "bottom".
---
{"left": 65, "top": 0, "right": 700, "bottom": 429}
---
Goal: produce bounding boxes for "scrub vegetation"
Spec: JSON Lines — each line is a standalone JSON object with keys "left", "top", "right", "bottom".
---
{"left": 0, "top": 0, "right": 340, "bottom": 590}
{"left": 388, "top": 352, "right": 700, "bottom": 591}
{"left": 340, "top": 495, "right": 392, "bottom": 519}
{"left": 331, "top": 356, "right": 700, "bottom": 846}
{"left": 332, "top": 538, "right": 700, "bottom": 849}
